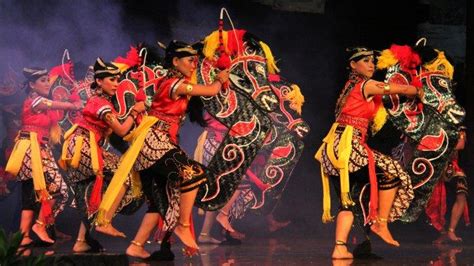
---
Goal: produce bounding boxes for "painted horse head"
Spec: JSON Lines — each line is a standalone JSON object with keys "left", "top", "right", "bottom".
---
{"left": 377, "top": 43, "right": 465, "bottom": 222}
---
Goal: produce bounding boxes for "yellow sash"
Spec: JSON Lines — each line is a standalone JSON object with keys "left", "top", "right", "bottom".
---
{"left": 5, "top": 132, "right": 50, "bottom": 201}
{"left": 59, "top": 124, "right": 100, "bottom": 175}
{"left": 96, "top": 115, "right": 158, "bottom": 225}
{"left": 315, "top": 122, "right": 355, "bottom": 223}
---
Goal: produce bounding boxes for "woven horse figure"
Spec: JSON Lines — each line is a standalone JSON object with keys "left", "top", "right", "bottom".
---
{"left": 228, "top": 77, "right": 310, "bottom": 220}
{"left": 194, "top": 30, "right": 285, "bottom": 210}
{"left": 377, "top": 44, "right": 465, "bottom": 222}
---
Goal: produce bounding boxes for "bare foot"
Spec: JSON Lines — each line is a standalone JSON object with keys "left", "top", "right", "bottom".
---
{"left": 95, "top": 224, "right": 126, "bottom": 238}
{"left": 332, "top": 244, "right": 353, "bottom": 259}
{"left": 268, "top": 219, "right": 291, "bottom": 232}
{"left": 216, "top": 212, "right": 235, "bottom": 233}
{"left": 198, "top": 234, "right": 221, "bottom": 244}
{"left": 447, "top": 231, "right": 462, "bottom": 242}
{"left": 370, "top": 223, "right": 399, "bottom": 247}
{"left": 174, "top": 224, "right": 199, "bottom": 250}
{"left": 32, "top": 223, "right": 55, "bottom": 244}
{"left": 73, "top": 241, "right": 91, "bottom": 253}
{"left": 126, "top": 243, "right": 150, "bottom": 259}
{"left": 17, "top": 236, "right": 33, "bottom": 256}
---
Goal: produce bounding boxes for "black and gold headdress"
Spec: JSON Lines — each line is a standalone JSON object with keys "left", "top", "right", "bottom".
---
{"left": 23, "top": 67, "right": 48, "bottom": 81}
{"left": 93, "top": 57, "right": 120, "bottom": 79}
{"left": 346, "top": 47, "right": 376, "bottom": 62}
{"left": 158, "top": 40, "right": 200, "bottom": 68}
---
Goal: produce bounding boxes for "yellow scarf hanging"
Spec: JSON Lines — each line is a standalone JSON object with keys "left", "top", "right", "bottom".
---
{"left": 96, "top": 115, "right": 158, "bottom": 225}
{"left": 5, "top": 132, "right": 50, "bottom": 201}
{"left": 315, "top": 123, "right": 355, "bottom": 223}
{"left": 59, "top": 124, "right": 100, "bottom": 175}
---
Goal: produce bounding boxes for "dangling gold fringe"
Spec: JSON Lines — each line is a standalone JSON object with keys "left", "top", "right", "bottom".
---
{"left": 287, "top": 84, "right": 305, "bottom": 115}
{"left": 259, "top": 41, "right": 280, "bottom": 74}
{"left": 376, "top": 49, "right": 398, "bottom": 70}
{"left": 130, "top": 171, "right": 142, "bottom": 198}
{"left": 424, "top": 50, "right": 454, "bottom": 80}
{"left": 203, "top": 31, "right": 229, "bottom": 60}
{"left": 193, "top": 130, "right": 208, "bottom": 164}
{"left": 49, "top": 123, "right": 62, "bottom": 145}
{"left": 371, "top": 106, "right": 388, "bottom": 135}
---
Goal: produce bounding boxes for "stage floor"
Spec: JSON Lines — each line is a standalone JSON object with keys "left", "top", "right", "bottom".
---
{"left": 26, "top": 232, "right": 474, "bottom": 265}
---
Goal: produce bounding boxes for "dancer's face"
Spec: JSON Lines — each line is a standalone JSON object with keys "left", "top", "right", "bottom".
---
{"left": 30, "top": 75, "right": 50, "bottom": 96}
{"left": 173, "top": 56, "right": 197, "bottom": 78}
{"left": 97, "top": 75, "right": 119, "bottom": 96}
{"left": 350, "top": 55, "right": 375, "bottom": 79}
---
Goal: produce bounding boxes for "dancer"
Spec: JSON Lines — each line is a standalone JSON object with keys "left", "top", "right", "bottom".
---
{"left": 59, "top": 58, "right": 144, "bottom": 253}
{"left": 426, "top": 128, "right": 469, "bottom": 244}
{"left": 98, "top": 40, "right": 229, "bottom": 258}
{"left": 5, "top": 67, "right": 79, "bottom": 252}
{"left": 315, "top": 47, "right": 417, "bottom": 259}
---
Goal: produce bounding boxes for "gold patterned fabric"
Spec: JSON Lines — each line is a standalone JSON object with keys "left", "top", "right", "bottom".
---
{"left": 319, "top": 124, "right": 413, "bottom": 222}
{"left": 133, "top": 124, "right": 176, "bottom": 172}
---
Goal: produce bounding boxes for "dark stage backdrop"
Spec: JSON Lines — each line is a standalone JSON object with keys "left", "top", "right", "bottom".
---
{"left": 0, "top": 0, "right": 470, "bottom": 240}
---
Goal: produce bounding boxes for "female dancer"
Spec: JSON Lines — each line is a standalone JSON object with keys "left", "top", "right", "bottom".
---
{"left": 315, "top": 47, "right": 418, "bottom": 259}
{"left": 95, "top": 40, "right": 228, "bottom": 258}
{"left": 6, "top": 67, "right": 79, "bottom": 251}
{"left": 60, "top": 58, "right": 145, "bottom": 252}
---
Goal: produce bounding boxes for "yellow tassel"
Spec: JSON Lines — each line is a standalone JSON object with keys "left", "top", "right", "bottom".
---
{"left": 287, "top": 85, "right": 305, "bottom": 115}
{"left": 424, "top": 50, "right": 454, "bottom": 80}
{"left": 5, "top": 137, "right": 30, "bottom": 176}
{"left": 59, "top": 124, "right": 79, "bottom": 170}
{"left": 376, "top": 49, "right": 398, "bottom": 70}
{"left": 203, "top": 31, "right": 229, "bottom": 60}
{"left": 320, "top": 165, "right": 334, "bottom": 223}
{"left": 130, "top": 171, "right": 142, "bottom": 198}
{"left": 371, "top": 106, "right": 388, "bottom": 135}
{"left": 259, "top": 41, "right": 280, "bottom": 74}
{"left": 193, "top": 130, "right": 208, "bottom": 164}
{"left": 49, "top": 123, "right": 62, "bottom": 145}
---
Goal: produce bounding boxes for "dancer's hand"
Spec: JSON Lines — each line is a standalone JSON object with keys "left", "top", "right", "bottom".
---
{"left": 216, "top": 69, "right": 230, "bottom": 84}
{"left": 132, "top": 101, "right": 146, "bottom": 113}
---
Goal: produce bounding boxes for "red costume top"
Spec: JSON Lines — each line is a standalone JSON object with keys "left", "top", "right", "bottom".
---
{"left": 76, "top": 95, "right": 115, "bottom": 142}
{"left": 337, "top": 77, "right": 383, "bottom": 140}
{"left": 339, "top": 80, "right": 382, "bottom": 120}
{"left": 21, "top": 92, "right": 60, "bottom": 143}
{"left": 148, "top": 77, "right": 189, "bottom": 144}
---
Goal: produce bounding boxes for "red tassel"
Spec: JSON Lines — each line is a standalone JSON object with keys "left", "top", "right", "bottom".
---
{"left": 216, "top": 53, "right": 231, "bottom": 70}
{"left": 88, "top": 174, "right": 104, "bottom": 215}
{"left": 362, "top": 143, "right": 378, "bottom": 222}
{"left": 40, "top": 198, "right": 54, "bottom": 225}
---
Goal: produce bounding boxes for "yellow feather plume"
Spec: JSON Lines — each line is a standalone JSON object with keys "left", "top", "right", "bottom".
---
{"left": 376, "top": 49, "right": 398, "bottom": 70}
{"left": 203, "top": 31, "right": 229, "bottom": 59}
{"left": 371, "top": 106, "right": 388, "bottom": 135}
{"left": 259, "top": 41, "right": 280, "bottom": 74}
{"left": 287, "top": 84, "right": 305, "bottom": 115}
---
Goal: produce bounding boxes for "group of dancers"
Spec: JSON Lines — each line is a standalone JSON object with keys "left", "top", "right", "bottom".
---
{"left": 0, "top": 27, "right": 468, "bottom": 261}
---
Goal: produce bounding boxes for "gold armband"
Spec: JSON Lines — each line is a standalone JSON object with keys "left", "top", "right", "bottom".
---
{"left": 43, "top": 99, "right": 53, "bottom": 108}
{"left": 104, "top": 113, "right": 117, "bottom": 124}
{"left": 383, "top": 84, "right": 391, "bottom": 93}
{"left": 186, "top": 84, "right": 193, "bottom": 93}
